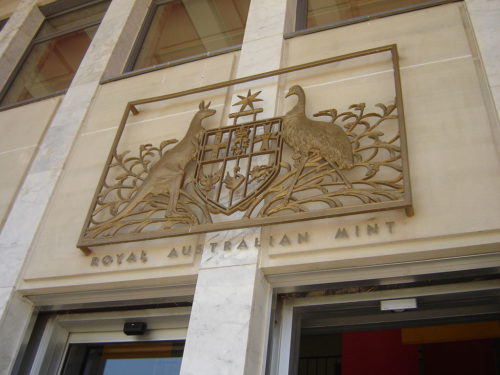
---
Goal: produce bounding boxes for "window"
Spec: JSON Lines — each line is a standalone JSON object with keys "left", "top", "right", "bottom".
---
{"left": 127, "top": 0, "right": 251, "bottom": 71}
{"left": 0, "top": 0, "right": 110, "bottom": 106}
{"left": 15, "top": 306, "right": 190, "bottom": 374}
{"left": 296, "top": 0, "right": 456, "bottom": 31}
{"left": 61, "top": 341, "right": 185, "bottom": 375}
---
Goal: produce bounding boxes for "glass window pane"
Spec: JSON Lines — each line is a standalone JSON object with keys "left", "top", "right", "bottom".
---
{"left": 1, "top": 25, "right": 97, "bottom": 105}
{"left": 103, "top": 358, "right": 182, "bottom": 375}
{"left": 37, "top": 0, "right": 110, "bottom": 38}
{"left": 61, "top": 341, "right": 185, "bottom": 375}
{"left": 306, "top": 0, "right": 434, "bottom": 28}
{"left": 133, "top": 0, "right": 250, "bottom": 70}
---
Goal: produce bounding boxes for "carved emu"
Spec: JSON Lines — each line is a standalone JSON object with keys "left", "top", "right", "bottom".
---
{"left": 282, "top": 85, "right": 353, "bottom": 200}
{"left": 96, "top": 101, "right": 215, "bottom": 232}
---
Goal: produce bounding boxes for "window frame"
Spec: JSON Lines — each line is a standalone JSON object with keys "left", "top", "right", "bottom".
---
{"left": 0, "top": 18, "right": 7, "bottom": 32}
{"left": 266, "top": 269, "right": 500, "bottom": 375}
{"left": 291, "top": 0, "right": 462, "bottom": 37}
{"left": 0, "top": 0, "right": 109, "bottom": 110}
{"left": 14, "top": 306, "right": 191, "bottom": 375}
{"left": 123, "top": 0, "right": 247, "bottom": 74}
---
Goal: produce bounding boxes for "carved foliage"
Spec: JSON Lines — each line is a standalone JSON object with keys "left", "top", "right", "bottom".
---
{"left": 245, "top": 102, "right": 402, "bottom": 218}
{"left": 84, "top": 102, "right": 403, "bottom": 241}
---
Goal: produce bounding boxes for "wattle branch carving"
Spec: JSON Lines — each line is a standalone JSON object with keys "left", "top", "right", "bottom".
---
{"left": 245, "top": 99, "right": 403, "bottom": 218}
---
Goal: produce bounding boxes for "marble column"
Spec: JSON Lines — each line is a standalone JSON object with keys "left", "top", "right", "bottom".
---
{"left": 464, "top": 0, "right": 500, "bottom": 150}
{"left": 0, "top": 1, "right": 149, "bottom": 373}
{"left": 0, "top": 0, "right": 43, "bottom": 91}
{"left": 180, "top": 1, "right": 292, "bottom": 374}
{"left": 180, "top": 231, "right": 272, "bottom": 375}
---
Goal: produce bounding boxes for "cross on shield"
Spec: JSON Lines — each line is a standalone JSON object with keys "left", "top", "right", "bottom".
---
{"left": 194, "top": 117, "right": 283, "bottom": 214}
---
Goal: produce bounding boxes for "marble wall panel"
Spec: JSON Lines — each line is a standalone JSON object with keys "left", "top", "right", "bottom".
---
{"left": 82, "top": 52, "right": 238, "bottom": 134}
{"left": 260, "top": 48, "right": 500, "bottom": 272}
{"left": 284, "top": 3, "right": 470, "bottom": 69}
{"left": 0, "top": 97, "right": 60, "bottom": 227}
{"left": 0, "top": 96, "right": 60, "bottom": 152}
{"left": 180, "top": 263, "right": 269, "bottom": 375}
{"left": 465, "top": 0, "right": 500, "bottom": 88}
{"left": 0, "top": 148, "right": 35, "bottom": 227}
{"left": 15, "top": 0, "right": 500, "bottom": 292}
{"left": 0, "top": 1, "right": 21, "bottom": 19}
{"left": 18, "top": 54, "right": 238, "bottom": 291}
{"left": 0, "top": 291, "right": 33, "bottom": 375}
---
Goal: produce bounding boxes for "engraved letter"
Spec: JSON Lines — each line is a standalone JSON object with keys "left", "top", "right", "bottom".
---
{"left": 91, "top": 257, "right": 99, "bottom": 267}
{"left": 254, "top": 237, "right": 261, "bottom": 248}
{"left": 386, "top": 221, "right": 395, "bottom": 234}
{"left": 102, "top": 255, "right": 113, "bottom": 266}
{"left": 116, "top": 253, "right": 125, "bottom": 265}
{"left": 196, "top": 244, "right": 203, "bottom": 254}
{"left": 367, "top": 223, "right": 379, "bottom": 235}
{"left": 298, "top": 232, "right": 309, "bottom": 244}
{"left": 127, "top": 252, "right": 137, "bottom": 263}
{"left": 210, "top": 243, "right": 218, "bottom": 253}
{"left": 182, "top": 245, "right": 192, "bottom": 256}
{"left": 355, "top": 225, "right": 360, "bottom": 237}
{"left": 168, "top": 248, "right": 179, "bottom": 258}
{"left": 280, "top": 234, "right": 291, "bottom": 246}
{"left": 237, "top": 239, "right": 248, "bottom": 250}
{"left": 335, "top": 228, "right": 349, "bottom": 239}
{"left": 141, "top": 251, "right": 148, "bottom": 263}
{"left": 224, "top": 241, "right": 232, "bottom": 251}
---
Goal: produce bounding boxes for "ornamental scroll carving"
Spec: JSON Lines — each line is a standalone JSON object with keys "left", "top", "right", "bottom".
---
{"left": 78, "top": 46, "right": 412, "bottom": 251}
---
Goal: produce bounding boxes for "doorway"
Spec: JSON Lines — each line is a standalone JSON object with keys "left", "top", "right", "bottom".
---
{"left": 298, "top": 322, "right": 500, "bottom": 375}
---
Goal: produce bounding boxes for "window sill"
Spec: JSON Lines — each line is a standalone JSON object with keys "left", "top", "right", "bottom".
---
{"left": 0, "top": 90, "right": 66, "bottom": 112}
{"left": 101, "top": 45, "right": 242, "bottom": 85}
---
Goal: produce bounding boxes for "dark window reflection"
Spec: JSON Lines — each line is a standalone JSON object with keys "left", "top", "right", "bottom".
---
{"left": 61, "top": 341, "right": 185, "bottom": 375}
{"left": 302, "top": 0, "right": 440, "bottom": 30}
{"left": 132, "top": 0, "right": 250, "bottom": 70}
{"left": 0, "top": 1, "right": 110, "bottom": 106}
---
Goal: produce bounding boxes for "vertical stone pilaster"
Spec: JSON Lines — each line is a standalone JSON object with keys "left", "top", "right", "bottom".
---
{"left": 0, "top": 1, "right": 149, "bottom": 373}
{"left": 464, "top": 0, "right": 500, "bottom": 154}
{"left": 180, "top": 227, "right": 272, "bottom": 375}
{"left": 465, "top": 0, "right": 500, "bottom": 116}
{"left": 0, "top": 0, "right": 43, "bottom": 90}
{"left": 180, "top": 1, "right": 291, "bottom": 374}
{"left": 180, "top": 251, "right": 272, "bottom": 375}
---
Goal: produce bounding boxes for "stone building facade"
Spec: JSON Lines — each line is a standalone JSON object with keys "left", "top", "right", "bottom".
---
{"left": 0, "top": 0, "right": 499, "bottom": 374}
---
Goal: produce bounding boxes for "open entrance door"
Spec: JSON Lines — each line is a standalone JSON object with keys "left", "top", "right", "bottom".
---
{"left": 298, "top": 321, "right": 500, "bottom": 375}
{"left": 272, "top": 276, "right": 500, "bottom": 375}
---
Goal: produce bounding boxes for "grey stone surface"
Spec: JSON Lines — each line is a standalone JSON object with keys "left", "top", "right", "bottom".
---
{"left": 0, "top": 0, "right": 150, "bottom": 371}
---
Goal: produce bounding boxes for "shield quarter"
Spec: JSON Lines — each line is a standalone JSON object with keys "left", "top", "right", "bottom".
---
{"left": 194, "top": 118, "right": 283, "bottom": 215}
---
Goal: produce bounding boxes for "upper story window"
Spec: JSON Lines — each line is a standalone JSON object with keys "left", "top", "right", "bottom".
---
{"left": 127, "top": 0, "right": 251, "bottom": 72}
{"left": 296, "top": 0, "right": 454, "bottom": 31}
{"left": 0, "top": 0, "right": 110, "bottom": 107}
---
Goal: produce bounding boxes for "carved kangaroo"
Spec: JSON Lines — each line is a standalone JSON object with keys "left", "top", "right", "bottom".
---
{"left": 91, "top": 101, "right": 215, "bottom": 235}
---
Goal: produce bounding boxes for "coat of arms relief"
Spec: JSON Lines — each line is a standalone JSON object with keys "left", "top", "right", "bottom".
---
{"left": 78, "top": 45, "right": 412, "bottom": 251}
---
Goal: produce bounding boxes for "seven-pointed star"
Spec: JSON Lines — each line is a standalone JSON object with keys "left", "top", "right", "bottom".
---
{"left": 233, "top": 89, "right": 263, "bottom": 112}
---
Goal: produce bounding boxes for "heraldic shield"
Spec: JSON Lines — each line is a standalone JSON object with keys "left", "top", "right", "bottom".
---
{"left": 194, "top": 118, "right": 283, "bottom": 215}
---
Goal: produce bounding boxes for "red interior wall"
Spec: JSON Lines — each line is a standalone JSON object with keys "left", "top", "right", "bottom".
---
{"left": 423, "top": 339, "right": 496, "bottom": 375}
{"left": 341, "top": 329, "right": 418, "bottom": 375}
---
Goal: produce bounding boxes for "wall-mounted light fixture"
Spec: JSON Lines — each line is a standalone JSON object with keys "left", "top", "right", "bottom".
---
{"left": 380, "top": 298, "right": 417, "bottom": 312}
{"left": 123, "top": 321, "right": 148, "bottom": 335}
